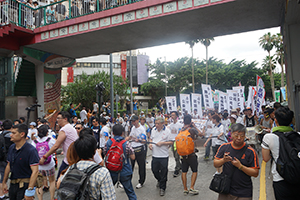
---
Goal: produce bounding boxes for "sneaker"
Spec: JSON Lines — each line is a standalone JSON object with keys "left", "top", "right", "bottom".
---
{"left": 118, "top": 183, "right": 123, "bottom": 189}
{"left": 203, "top": 156, "right": 209, "bottom": 161}
{"left": 43, "top": 186, "right": 49, "bottom": 192}
{"left": 183, "top": 190, "right": 189, "bottom": 195}
{"left": 156, "top": 182, "right": 160, "bottom": 188}
{"left": 189, "top": 188, "right": 199, "bottom": 195}
{"left": 0, "top": 196, "right": 9, "bottom": 200}
{"left": 160, "top": 189, "right": 165, "bottom": 196}
{"left": 173, "top": 170, "right": 180, "bottom": 177}
{"left": 136, "top": 183, "right": 143, "bottom": 189}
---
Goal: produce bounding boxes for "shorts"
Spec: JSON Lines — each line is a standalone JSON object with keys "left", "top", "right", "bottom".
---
{"left": 218, "top": 193, "right": 252, "bottom": 200}
{"left": 181, "top": 153, "right": 198, "bottom": 173}
{"left": 39, "top": 167, "right": 55, "bottom": 177}
{"left": 0, "top": 161, "right": 7, "bottom": 182}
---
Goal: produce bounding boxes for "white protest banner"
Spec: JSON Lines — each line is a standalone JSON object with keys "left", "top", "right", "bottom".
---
{"left": 217, "top": 90, "right": 228, "bottom": 113}
{"left": 165, "top": 96, "right": 177, "bottom": 113}
{"left": 233, "top": 86, "right": 245, "bottom": 111}
{"left": 180, "top": 94, "right": 191, "bottom": 114}
{"left": 247, "top": 86, "right": 256, "bottom": 115}
{"left": 201, "top": 84, "right": 214, "bottom": 109}
{"left": 191, "top": 93, "right": 202, "bottom": 118}
{"left": 227, "top": 90, "right": 238, "bottom": 111}
{"left": 256, "top": 75, "right": 265, "bottom": 115}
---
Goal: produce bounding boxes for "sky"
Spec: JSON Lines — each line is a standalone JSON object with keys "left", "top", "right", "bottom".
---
{"left": 139, "top": 27, "right": 281, "bottom": 73}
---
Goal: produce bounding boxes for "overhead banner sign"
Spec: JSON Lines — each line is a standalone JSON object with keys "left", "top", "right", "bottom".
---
{"left": 256, "top": 75, "right": 265, "bottom": 116}
{"left": 227, "top": 89, "right": 238, "bottom": 111}
{"left": 217, "top": 90, "right": 228, "bottom": 113}
{"left": 165, "top": 96, "right": 177, "bottom": 113}
{"left": 201, "top": 84, "right": 214, "bottom": 109}
{"left": 180, "top": 94, "right": 191, "bottom": 114}
{"left": 233, "top": 86, "right": 244, "bottom": 111}
{"left": 191, "top": 93, "right": 202, "bottom": 117}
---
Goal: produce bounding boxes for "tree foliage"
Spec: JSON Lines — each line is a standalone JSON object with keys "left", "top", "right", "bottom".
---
{"left": 61, "top": 71, "right": 128, "bottom": 110}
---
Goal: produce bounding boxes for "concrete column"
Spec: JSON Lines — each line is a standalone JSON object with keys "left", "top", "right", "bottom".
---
{"left": 35, "top": 63, "right": 45, "bottom": 118}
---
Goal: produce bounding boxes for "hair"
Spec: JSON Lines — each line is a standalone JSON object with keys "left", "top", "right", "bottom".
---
{"left": 92, "top": 111, "right": 96, "bottom": 115}
{"left": 70, "top": 103, "right": 73, "bottom": 106}
{"left": 230, "top": 123, "right": 246, "bottom": 134}
{"left": 13, "top": 124, "right": 28, "bottom": 137}
{"left": 155, "top": 117, "right": 164, "bottom": 123}
{"left": 274, "top": 102, "right": 282, "bottom": 110}
{"left": 261, "top": 105, "right": 266, "bottom": 109}
{"left": 74, "top": 134, "right": 97, "bottom": 160}
{"left": 275, "top": 107, "right": 294, "bottom": 126}
{"left": 79, "top": 127, "right": 93, "bottom": 137}
{"left": 222, "top": 113, "right": 229, "bottom": 119}
{"left": 100, "top": 117, "right": 106, "bottom": 125}
{"left": 208, "top": 110, "right": 215, "bottom": 116}
{"left": 170, "top": 111, "right": 179, "bottom": 117}
{"left": 183, "top": 114, "right": 192, "bottom": 125}
{"left": 66, "top": 142, "right": 80, "bottom": 166}
{"left": 140, "top": 117, "right": 146, "bottom": 121}
{"left": 19, "top": 117, "right": 25, "bottom": 122}
{"left": 72, "top": 116, "right": 78, "bottom": 119}
{"left": 14, "top": 119, "right": 20, "bottom": 124}
{"left": 2, "top": 119, "right": 13, "bottom": 130}
{"left": 113, "top": 124, "right": 124, "bottom": 136}
{"left": 37, "top": 125, "right": 48, "bottom": 138}
{"left": 212, "top": 114, "right": 221, "bottom": 123}
{"left": 40, "top": 119, "right": 47, "bottom": 124}
{"left": 58, "top": 111, "right": 71, "bottom": 122}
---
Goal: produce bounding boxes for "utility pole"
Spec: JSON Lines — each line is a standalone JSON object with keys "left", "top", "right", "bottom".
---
{"left": 164, "top": 56, "right": 167, "bottom": 96}
{"left": 110, "top": 53, "right": 114, "bottom": 119}
{"left": 130, "top": 50, "right": 133, "bottom": 114}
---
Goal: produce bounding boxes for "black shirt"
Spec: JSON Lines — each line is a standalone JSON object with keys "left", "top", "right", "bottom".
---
{"left": 215, "top": 142, "right": 260, "bottom": 197}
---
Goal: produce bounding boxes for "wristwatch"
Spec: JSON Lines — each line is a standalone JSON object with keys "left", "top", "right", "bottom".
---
{"left": 27, "top": 187, "right": 34, "bottom": 190}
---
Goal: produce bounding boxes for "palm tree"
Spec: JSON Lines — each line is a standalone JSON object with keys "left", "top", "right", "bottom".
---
{"left": 259, "top": 33, "right": 276, "bottom": 101}
{"left": 262, "top": 56, "right": 276, "bottom": 76}
{"left": 274, "top": 33, "right": 285, "bottom": 87}
{"left": 200, "top": 38, "right": 214, "bottom": 84}
{"left": 185, "top": 39, "right": 200, "bottom": 93}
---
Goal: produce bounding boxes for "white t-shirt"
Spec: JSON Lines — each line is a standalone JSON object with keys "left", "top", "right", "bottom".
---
{"left": 80, "top": 110, "right": 87, "bottom": 122}
{"left": 151, "top": 127, "right": 171, "bottom": 158}
{"left": 31, "top": 136, "right": 56, "bottom": 171}
{"left": 205, "top": 120, "right": 214, "bottom": 137}
{"left": 27, "top": 128, "right": 38, "bottom": 144}
{"left": 93, "top": 103, "right": 99, "bottom": 112}
{"left": 261, "top": 133, "right": 283, "bottom": 182}
{"left": 192, "top": 113, "right": 200, "bottom": 119}
{"left": 222, "top": 119, "right": 231, "bottom": 133}
{"left": 99, "top": 125, "right": 110, "bottom": 148}
{"left": 212, "top": 124, "right": 225, "bottom": 147}
{"left": 236, "top": 116, "right": 244, "bottom": 125}
{"left": 129, "top": 125, "right": 146, "bottom": 148}
{"left": 167, "top": 121, "right": 182, "bottom": 141}
{"left": 146, "top": 117, "right": 155, "bottom": 128}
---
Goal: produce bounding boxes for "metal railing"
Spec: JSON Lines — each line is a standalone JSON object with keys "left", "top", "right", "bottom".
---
{"left": 0, "top": 0, "right": 142, "bottom": 29}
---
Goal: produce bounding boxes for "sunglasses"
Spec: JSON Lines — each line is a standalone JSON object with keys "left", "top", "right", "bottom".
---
{"left": 75, "top": 127, "right": 81, "bottom": 130}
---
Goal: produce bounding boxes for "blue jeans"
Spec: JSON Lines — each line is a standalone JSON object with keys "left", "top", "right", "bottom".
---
{"left": 57, "top": 160, "right": 69, "bottom": 180}
{"left": 110, "top": 173, "right": 137, "bottom": 200}
{"left": 205, "top": 139, "right": 212, "bottom": 158}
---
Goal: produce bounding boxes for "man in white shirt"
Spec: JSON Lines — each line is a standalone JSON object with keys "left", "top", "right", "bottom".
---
{"left": 92, "top": 101, "right": 99, "bottom": 114}
{"left": 149, "top": 117, "right": 173, "bottom": 196}
{"left": 146, "top": 113, "right": 155, "bottom": 130}
{"left": 167, "top": 111, "right": 182, "bottom": 177}
{"left": 80, "top": 106, "right": 87, "bottom": 123}
{"left": 202, "top": 111, "right": 215, "bottom": 160}
{"left": 191, "top": 109, "right": 200, "bottom": 119}
{"left": 126, "top": 115, "right": 147, "bottom": 189}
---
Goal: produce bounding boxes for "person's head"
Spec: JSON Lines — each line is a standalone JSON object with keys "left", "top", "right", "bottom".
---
{"left": 155, "top": 117, "right": 164, "bottom": 131}
{"left": 37, "top": 125, "right": 48, "bottom": 138}
{"left": 70, "top": 103, "right": 74, "bottom": 108}
{"left": 112, "top": 124, "right": 124, "bottom": 136}
{"left": 275, "top": 107, "right": 294, "bottom": 126}
{"left": 75, "top": 123, "right": 83, "bottom": 135}
{"left": 273, "top": 102, "right": 282, "bottom": 110}
{"left": 78, "top": 127, "right": 93, "bottom": 137}
{"left": 224, "top": 109, "right": 228, "bottom": 113}
{"left": 261, "top": 105, "right": 266, "bottom": 112}
{"left": 92, "top": 117, "right": 99, "bottom": 126}
{"left": 229, "top": 114, "right": 237, "bottom": 123}
{"left": 212, "top": 114, "right": 221, "bottom": 124}
{"left": 170, "top": 111, "right": 178, "bottom": 120}
{"left": 2, "top": 119, "right": 13, "bottom": 130}
{"left": 194, "top": 109, "right": 197, "bottom": 114}
{"left": 130, "top": 115, "right": 139, "bottom": 127}
{"left": 231, "top": 109, "right": 237, "bottom": 115}
{"left": 11, "top": 124, "right": 28, "bottom": 143}
{"left": 66, "top": 142, "right": 80, "bottom": 166}
{"left": 264, "top": 108, "right": 274, "bottom": 119}
{"left": 140, "top": 117, "right": 146, "bottom": 125}
{"left": 74, "top": 134, "right": 97, "bottom": 160}
{"left": 99, "top": 117, "right": 107, "bottom": 126}
{"left": 183, "top": 114, "right": 192, "bottom": 125}
{"left": 102, "top": 112, "right": 106, "bottom": 116}
{"left": 19, "top": 117, "right": 25, "bottom": 123}
{"left": 208, "top": 111, "right": 215, "bottom": 119}
{"left": 246, "top": 107, "right": 252, "bottom": 115}
{"left": 72, "top": 116, "right": 78, "bottom": 123}
{"left": 82, "top": 106, "right": 86, "bottom": 110}
{"left": 236, "top": 108, "right": 241, "bottom": 114}
{"left": 57, "top": 111, "right": 70, "bottom": 127}
{"left": 40, "top": 119, "right": 47, "bottom": 124}
{"left": 13, "top": 120, "right": 20, "bottom": 125}
{"left": 231, "top": 123, "right": 246, "bottom": 147}
{"left": 29, "top": 122, "right": 36, "bottom": 129}
{"left": 157, "top": 110, "right": 161, "bottom": 114}
{"left": 92, "top": 111, "right": 96, "bottom": 116}
{"left": 87, "top": 108, "right": 91, "bottom": 113}
{"left": 222, "top": 113, "right": 229, "bottom": 120}
{"left": 33, "top": 1, "right": 38, "bottom": 6}
{"left": 92, "top": 101, "right": 96, "bottom": 104}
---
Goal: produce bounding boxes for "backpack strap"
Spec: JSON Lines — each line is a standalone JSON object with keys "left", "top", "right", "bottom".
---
{"left": 46, "top": 137, "right": 51, "bottom": 142}
{"left": 34, "top": 140, "right": 38, "bottom": 144}
{"left": 80, "top": 164, "right": 102, "bottom": 200}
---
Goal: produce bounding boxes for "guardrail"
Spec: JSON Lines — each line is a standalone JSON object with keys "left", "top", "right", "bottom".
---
{"left": 0, "top": 0, "right": 142, "bottom": 29}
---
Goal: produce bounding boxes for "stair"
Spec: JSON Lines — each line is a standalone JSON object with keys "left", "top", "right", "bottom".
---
{"left": 0, "top": 24, "right": 15, "bottom": 37}
{"left": 14, "top": 60, "right": 36, "bottom": 96}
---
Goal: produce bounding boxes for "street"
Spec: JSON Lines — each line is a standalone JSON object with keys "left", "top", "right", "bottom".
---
{"left": 38, "top": 138, "right": 275, "bottom": 200}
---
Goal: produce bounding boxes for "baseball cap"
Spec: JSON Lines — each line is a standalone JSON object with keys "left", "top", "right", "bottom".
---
{"left": 230, "top": 115, "right": 237, "bottom": 120}
{"left": 30, "top": 122, "right": 36, "bottom": 126}
{"left": 231, "top": 109, "right": 237, "bottom": 112}
{"left": 141, "top": 111, "right": 144, "bottom": 114}
{"left": 264, "top": 108, "right": 274, "bottom": 115}
{"left": 103, "top": 112, "right": 106, "bottom": 115}
{"left": 130, "top": 115, "right": 139, "bottom": 121}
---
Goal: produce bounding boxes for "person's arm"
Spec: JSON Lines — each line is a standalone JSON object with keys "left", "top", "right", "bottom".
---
{"left": 231, "top": 157, "right": 259, "bottom": 177}
{"left": 148, "top": 138, "right": 153, "bottom": 150}
{"left": 2, "top": 163, "right": 10, "bottom": 194}
{"left": 214, "top": 152, "right": 232, "bottom": 168}
{"left": 204, "top": 134, "right": 212, "bottom": 147}
{"left": 28, "top": 165, "right": 38, "bottom": 188}
{"left": 74, "top": 103, "right": 81, "bottom": 110}
{"left": 262, "top": 148, "right": 271, "bottom": 162}
{"left": 39, "top": 130, "right": 66, "bottom": 164}
{"left": 155, "top": 141, "right": 173, "bottom": 147}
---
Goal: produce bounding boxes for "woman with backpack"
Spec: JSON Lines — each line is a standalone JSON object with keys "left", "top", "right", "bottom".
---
{"left": 31, "top": 125, "right": 56, "bottom": 200}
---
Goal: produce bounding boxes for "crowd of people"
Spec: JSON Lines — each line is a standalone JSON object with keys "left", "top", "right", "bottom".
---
{"left": 0, "top": 100, "right": 299, "bottom": 200}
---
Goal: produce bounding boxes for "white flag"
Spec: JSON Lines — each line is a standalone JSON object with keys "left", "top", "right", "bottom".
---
{"left": 227, "top": 90, "right": 238, "bottom": 111}
{"left": 233, "top": 86, "right": 245, "bottom": 111}
{"left": 201, "top": 84, "right": 214, "bottom": 109}
{"left": 191, "top": 93, "right": 202, "bottom": 118}
{"left": 165, "top": 96, "right": 177, "bottom": 114}
{"left": 180, "top": 94, "right": 191, "bottom": 114}
{"left": 217, "top": 90, "right": 228, "bottom": 113}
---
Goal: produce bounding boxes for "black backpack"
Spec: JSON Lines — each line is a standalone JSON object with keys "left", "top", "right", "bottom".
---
{"left": 57, "top": 163, "right": 102, "bottom": 200}
{"left": 273, "top": 131, "right": 300, "bottom": 184}
{"left": 0, "top": 131, "right": 12, "bottom": 161}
